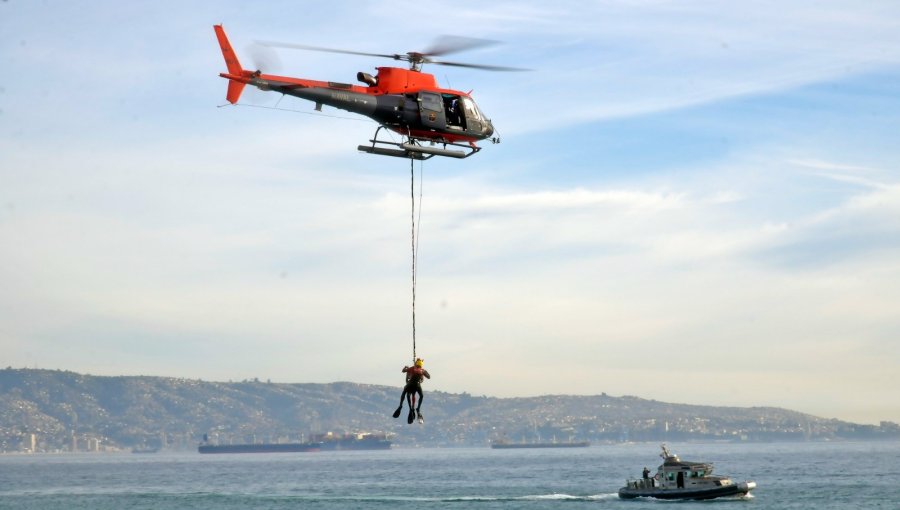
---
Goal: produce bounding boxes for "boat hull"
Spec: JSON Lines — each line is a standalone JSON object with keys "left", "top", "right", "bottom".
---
{"left": 618, "top": 481, "right": 755, "bottom": 500}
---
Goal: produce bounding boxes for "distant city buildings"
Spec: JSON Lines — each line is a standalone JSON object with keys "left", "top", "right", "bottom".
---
{"left": 1, "top": 368, "right": 898, "bottom": 453}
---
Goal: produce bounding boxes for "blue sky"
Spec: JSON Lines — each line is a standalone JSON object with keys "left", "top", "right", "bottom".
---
{"left": 2, "top": 1, "right": 899, "bottom": 424}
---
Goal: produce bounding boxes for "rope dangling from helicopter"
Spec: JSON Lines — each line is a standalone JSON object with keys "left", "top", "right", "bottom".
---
{"left": 410, "top": 156, "right": 424, "bottom": 362}
{"left": 390, "top": 155, "right": 430, "bottom": 425}
{"left": 411, "top": 156, "right": 416, "bottom": 362}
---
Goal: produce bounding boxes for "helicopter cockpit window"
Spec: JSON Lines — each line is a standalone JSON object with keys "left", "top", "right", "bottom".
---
{"left": 419, "top": 92, "right": 442, "bottom": 112}
{"left": 461, "top": 97, "right": 484, "bottom": 122}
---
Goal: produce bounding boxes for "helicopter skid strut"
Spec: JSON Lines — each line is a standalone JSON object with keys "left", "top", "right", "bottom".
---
{"left": 358, "top": 126, "right": 481, "bottom": 160}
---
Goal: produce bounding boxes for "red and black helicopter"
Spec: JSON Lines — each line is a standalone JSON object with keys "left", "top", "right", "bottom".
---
{"left": 214, "top": 25, "right": 525, "bottom": 159}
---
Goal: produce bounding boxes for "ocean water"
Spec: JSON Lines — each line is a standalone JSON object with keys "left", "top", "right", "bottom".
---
{"left": 1, "top": 441, "right": 897, "bottom": 509}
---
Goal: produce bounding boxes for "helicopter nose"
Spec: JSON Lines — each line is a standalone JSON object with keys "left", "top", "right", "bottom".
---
{"left": 483, "top": 121, "right": 494, "bottom": 138}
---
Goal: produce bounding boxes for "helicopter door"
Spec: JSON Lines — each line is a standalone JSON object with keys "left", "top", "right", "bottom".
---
{"left": 418, "top": 92, "right": 445, "bottom": 131}
{"left": 443, "top": 94, "right": 465, "bottom": 130}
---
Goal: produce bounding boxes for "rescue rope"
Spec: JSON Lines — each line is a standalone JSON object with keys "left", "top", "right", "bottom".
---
{"left": 410, "top": 156, "right": 423, "bottom": 362}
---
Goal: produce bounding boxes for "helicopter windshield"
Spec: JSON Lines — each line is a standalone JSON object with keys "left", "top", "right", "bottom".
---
{"left": 461, "top": 97, "right": 484, "bottom": 122}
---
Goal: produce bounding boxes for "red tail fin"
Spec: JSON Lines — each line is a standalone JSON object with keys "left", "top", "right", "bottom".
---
{"left": 214, "top": 25, "right": 247, "bottom": 104}
{"left": 225, "top": 80, "right": 246, "bottom": 105}
{"left": 214, "top": 25, "right": 242, "bottom": 74}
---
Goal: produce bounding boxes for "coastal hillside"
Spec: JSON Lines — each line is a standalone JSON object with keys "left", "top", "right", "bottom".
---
{"left": 1, "top": 368, "right": 896, "bottom": 452}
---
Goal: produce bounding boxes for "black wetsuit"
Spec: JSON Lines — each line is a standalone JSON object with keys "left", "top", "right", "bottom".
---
{"left": 393, "top": 366, "right": 431, "bottom": 423}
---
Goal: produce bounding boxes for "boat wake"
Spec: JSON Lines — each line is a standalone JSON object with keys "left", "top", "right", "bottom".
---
{"left": 478, "top": 492, "right": 619, "bottom": 502}
{"left": 272, "top": 492, "right": 620, "bottom": 503}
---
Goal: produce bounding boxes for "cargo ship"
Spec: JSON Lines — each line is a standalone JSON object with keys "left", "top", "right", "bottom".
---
{"left": 130, "top": 447, "right": 159, "bottom": 454}
{"left": 490, "top": 439, "right": 590, "bottom": 449}
{"left": 198, "top": 432, "right": 391, "bottom": 454}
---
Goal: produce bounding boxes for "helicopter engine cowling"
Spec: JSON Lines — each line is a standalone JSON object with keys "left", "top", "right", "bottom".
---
{"left": 357, "top": 72, "right": 378, "bottom": 87}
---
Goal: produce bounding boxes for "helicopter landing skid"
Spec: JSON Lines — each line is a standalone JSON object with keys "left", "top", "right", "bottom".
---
{"left": 358, "top": 127, "right": 481, "bottom": 160}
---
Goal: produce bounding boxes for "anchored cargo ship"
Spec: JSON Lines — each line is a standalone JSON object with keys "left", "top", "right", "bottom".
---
{"left": 198, "top": 433, "right": 391, "bottom": 454}
{"left": 490, "top": 439, "right": 590, "bottom": 449}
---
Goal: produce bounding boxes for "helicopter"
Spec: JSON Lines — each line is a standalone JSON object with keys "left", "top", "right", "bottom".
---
{"left": 213, "top": 25, "right": 525, "bottom": 159}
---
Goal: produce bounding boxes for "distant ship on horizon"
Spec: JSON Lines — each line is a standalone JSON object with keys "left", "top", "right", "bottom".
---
{"left": 198, "top": 432, "right": 391, "bottom": 454}
{"left": 490, "top": 438, "right": 590, "bottom": 449}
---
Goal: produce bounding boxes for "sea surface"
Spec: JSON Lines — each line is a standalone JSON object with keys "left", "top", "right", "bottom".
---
{"left": 1, "top": 441, "right": 897, "bottom": 509}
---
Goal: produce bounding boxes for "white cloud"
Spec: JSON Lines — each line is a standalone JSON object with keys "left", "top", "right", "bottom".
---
{"left": 474, "top": 1, "right": 900, "bottom": 133}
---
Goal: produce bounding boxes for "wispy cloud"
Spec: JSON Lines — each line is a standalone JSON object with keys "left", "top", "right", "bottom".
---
{"left": 475, "top": 1, "right": 900, "bottom": 133}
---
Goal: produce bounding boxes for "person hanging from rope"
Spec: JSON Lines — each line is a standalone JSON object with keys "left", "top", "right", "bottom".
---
{"left": 392, "top": 358, "right": 430, "bottom": 424}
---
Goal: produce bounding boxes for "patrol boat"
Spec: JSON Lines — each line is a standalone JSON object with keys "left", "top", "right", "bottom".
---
{"left": 618, "top": 445, "right": 756, "bottom": 500}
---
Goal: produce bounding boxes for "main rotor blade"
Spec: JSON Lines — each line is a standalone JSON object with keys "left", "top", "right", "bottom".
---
{"left": 422, "top": 35, "right": 500, "bottom": 57}
{"left": 256, "top": 40, "right": 400, "bottom": 61}
{"left": 255, "top": 37, "right": 530, "bottom": 72}
{"left": 429, "top": 59, "right": 532, "bottom": 72}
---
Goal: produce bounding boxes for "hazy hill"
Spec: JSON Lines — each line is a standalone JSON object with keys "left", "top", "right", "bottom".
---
{"left": 1, "top": 368, "right": 896, "bottom": 452}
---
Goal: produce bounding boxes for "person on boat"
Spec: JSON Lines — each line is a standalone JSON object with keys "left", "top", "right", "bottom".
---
{"left": 392, "top": 358, "right": 431, "bottom": 424}
{"left": 643, "top": 467, "right": 650, "bottom": 480}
